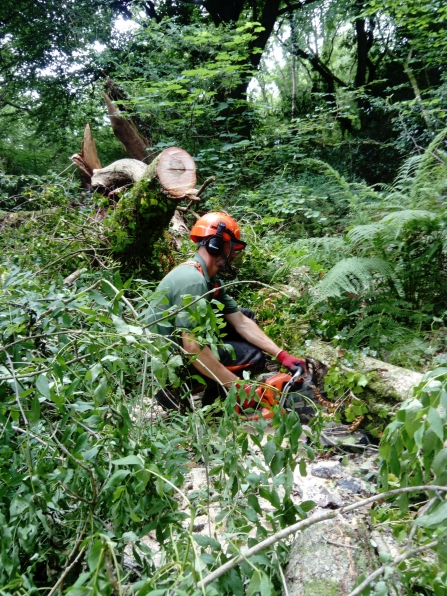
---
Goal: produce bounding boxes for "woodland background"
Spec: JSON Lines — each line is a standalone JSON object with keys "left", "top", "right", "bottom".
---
{"left": 1, "top": 0, "right": 447, "bottom": 594}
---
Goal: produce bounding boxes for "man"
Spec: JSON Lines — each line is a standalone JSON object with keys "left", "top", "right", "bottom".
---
{"left": 149, "top": 211, "right": 305, "bottom": 414}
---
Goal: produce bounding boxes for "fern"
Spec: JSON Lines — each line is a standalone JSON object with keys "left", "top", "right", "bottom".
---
{"left": 346, "top": 223, "right": 384, "bottom": 246}
{"left": 311, "top": 257, "right": 394, "bottom": 304}
{"left": 300, "top": 158, "right": 361, "bottom": 206}
{"left": 281, "top": 236, "right": 349, "bottom": 268}
{"left": 347, "top": 210, "right": 438, "bottom": 247}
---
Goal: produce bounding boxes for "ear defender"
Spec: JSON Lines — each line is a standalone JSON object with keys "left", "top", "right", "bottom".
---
{"left": 206, "top": 222, "right": 226, "bottom": 256}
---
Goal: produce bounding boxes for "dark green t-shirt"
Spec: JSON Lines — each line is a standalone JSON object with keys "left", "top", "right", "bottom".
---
{"left": 146, "top": 253, "right": 239, "bottom": 339}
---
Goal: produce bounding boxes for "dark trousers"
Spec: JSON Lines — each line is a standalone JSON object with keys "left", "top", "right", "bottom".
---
{"left": 200, "top": 308, "right": 266, "bottom": 406}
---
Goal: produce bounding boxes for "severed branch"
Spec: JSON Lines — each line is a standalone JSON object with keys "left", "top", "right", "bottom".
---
{"left": 347, "top": 540, "right": 438, "bottom": 596}
{"left": 197, "top": 485, "right": 447, "bottom": 589}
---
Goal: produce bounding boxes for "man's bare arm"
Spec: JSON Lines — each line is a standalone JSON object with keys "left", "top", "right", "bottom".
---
{"left": 224, "top": 311, "right": 281, "bottom": 356}
{"left": 182, "top": 332, "right": 239, "bottom": 387}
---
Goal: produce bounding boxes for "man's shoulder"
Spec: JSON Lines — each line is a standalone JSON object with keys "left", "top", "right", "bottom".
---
{"left": 161, "top": 262, "right": 207, "bottom": 289}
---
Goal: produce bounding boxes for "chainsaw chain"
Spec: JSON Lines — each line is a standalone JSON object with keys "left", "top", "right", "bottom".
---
{"left": 308, "top": 382, "right": 364, "bottom": 433}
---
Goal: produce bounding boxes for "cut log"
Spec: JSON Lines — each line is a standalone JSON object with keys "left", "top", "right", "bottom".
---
{"left": 105, "top": 148, "right": 197, "bottom": 264}
{"left": 91, "top": 147, "right": 197, "bottom": 200}
{"left": 149, "top": 147, "right": 197, "bottom": 199}
{"left": 70, "top": 123, "right": 102, "bottom": 188}
{"left": 103, "top": 93, "right": 150, "bottom": 161}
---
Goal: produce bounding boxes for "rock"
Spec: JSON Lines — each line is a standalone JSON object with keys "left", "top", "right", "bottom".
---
{"left": 311, "top": 461, "right": 343, "bottom": 479}
{"left": 317, "top": 487, "right": 344, "bottom": 509}
{"left": 285, "top": 516, "right": 376, "bottom": 595}
{"left": 336, "top": 476, "right": 364, "bottom": 494}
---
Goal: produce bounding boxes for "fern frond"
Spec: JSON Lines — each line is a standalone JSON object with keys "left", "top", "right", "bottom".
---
{"left": 270, "top": 262, "right": 292, "bottom": 282}
{"left": 300, "top": 158, "right": 358, "bottom": 204}
{"left": 347, "top": 223, "right": 384, "bottom": 246}
{"left": 347, "top": 314, "right": 412, "bottom": 346}
{"left": 311, "top": 257, "right": 393, "bottom": 304}
{"left": 410, "top": 128, "right": 447, "bottom": 205}
{"left": 391, "top": 155, "right": 422, "bottom": 192}
{"left": 380, "top": 209, "right": 437, "bottom": 236}
{"left": 282, "top": 236, "right": 349, "bottom": 267}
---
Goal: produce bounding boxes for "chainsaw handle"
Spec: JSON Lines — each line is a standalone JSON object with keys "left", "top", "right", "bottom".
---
{"left": 278, "top": 365, "right": 304, "bottom": 409}
{"left": 290, "top": 364, "right": 304, "bottom": 382}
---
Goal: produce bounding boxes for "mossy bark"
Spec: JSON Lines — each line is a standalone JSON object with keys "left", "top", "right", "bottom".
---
{"left": 285, "top": 517, "right": 377, "bottom": 595}
{"left": 309, "top": 340, "right": 422, "bottom": 401}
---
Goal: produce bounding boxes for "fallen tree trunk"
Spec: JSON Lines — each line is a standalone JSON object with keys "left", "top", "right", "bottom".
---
{"left": 309, "top": 339, "right": 422, "bottom": 401}
{"left": 91, "top": 158, "right": 147, "bottom": 188}
{"left": 101, "top": 147, "right": 198, "bottom": 267}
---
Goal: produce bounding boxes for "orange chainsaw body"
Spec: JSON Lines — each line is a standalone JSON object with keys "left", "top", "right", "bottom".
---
{"left": 237, "top": 372, "right": 293, "bottom": 421}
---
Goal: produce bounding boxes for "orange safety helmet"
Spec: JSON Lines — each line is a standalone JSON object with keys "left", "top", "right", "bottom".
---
{"left": 190, "top": 212, "right": 246, "bottom": 251}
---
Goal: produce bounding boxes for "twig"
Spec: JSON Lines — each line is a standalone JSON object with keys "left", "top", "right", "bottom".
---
{"left": 276, "top": 548, "right": 290, "bottom": 596}
{"left": 0, "top": 341, "right": 121, "bottom": 381}
{"left": 196, "top": 176, "right": 216, "bottom": 197}
{"left": 346, "top": 540, "right": 438, "bottom": 596}
{"left": 3, "top": 349, "right": 28, "bottom": 426}
{"left": 52, "top": 433, "right": 98, "bottom": 502}
{"left": 407, "top": 496, "right": 436, "bottom": 542}
{"left": 4, "top": 423, "right": 51, "bottom": 448}
{"left": 47, "top": 545, "right": 87, "bottom": 596}
{"left": 35, "top": 248, "right": 109, "bottom": 275}
{"left": 145, "top": 280, "right": 290, "bottom": 330}
{"left": 197, "top": 485, "right": 447, "bottom": 589}
{"left": 326, "top": 539, "right": 359, "bottom": 550}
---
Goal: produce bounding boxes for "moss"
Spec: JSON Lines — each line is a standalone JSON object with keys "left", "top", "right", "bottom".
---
{"left": 301, "top": 579, "right": 339, "bottom": 596}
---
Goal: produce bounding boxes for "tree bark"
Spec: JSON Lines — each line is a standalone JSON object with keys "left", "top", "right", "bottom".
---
{"left": 70, "top": 123, "right": 102, "bottom": 188}
{"left": 103, "top": 93, "right": 151, "bottom": 161}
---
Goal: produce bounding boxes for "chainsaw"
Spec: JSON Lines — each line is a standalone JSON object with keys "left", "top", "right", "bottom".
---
{"left": 238, "top": 358, "right": 322, "bottom": 422}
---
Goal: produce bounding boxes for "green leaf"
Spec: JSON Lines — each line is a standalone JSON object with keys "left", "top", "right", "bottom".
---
{"left": 136, "top": 588, "right": 166, "bottom": 596}
{"left": 428, "top": 407, "right": 444, "bottom": 441}
{"left": 299, "top": 459, "right": 307, "bottom": 477}
{"left": 87, "top": 539, "right": 104, "bottom": 572}
{"left": 104, "top": 470, "right": 130, "bottom": 488}
{"left": 193, "top": 534, "right": 221, "bottom": 550}
{"left": 36, "top": 374, "right": 50, "bottom": 398}
{"left": 94, "top": 377, "right": 108, "bottom": 405}
{"left": 270, "top": 451, "right": 285, "bottom": 476}
{"left": 112, "top": 455, "right": 144, "bottom": 467}
{"left": 373, "top": 581, "right": 388, "bottom": 596}
{"left": 246, "top": 570, "right": 261, "bottom": 596}
{"left": 433, "top": 448, "right": 447, "bottom": 477}
{"left": 417, "top": 501, "right": 447, "bottom": 528}
{"left": 262, "top": 439, "right": 276, "bottom": 465}
{"left": 247, "top": 494, "right": 262, "bottom": 514}
{"left": 29, "top": 394, "right": 41, "bottom": 422}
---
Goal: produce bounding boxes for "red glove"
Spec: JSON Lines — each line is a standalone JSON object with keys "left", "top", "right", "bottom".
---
{"left": 276, "top": 350, "right": 306, "bottom": 374}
